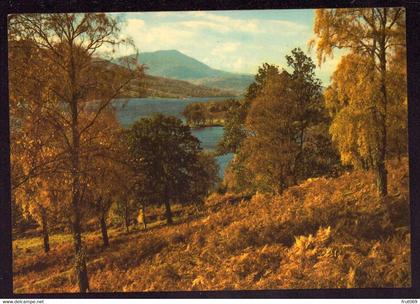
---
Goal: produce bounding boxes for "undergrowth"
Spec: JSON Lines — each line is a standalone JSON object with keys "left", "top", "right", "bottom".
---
{"left": 13, "top": 158, "right": 410, "bottom": 292}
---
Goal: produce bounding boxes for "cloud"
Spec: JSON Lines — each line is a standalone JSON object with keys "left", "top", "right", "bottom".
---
{"left": 179, "top": 20, "right": 230, "bottom": 33}
{"left": 185, "top": 11, "right": 308, "bottom": 35}
{"left": 211, "top": 42, "right": 241, "bottom": 56}
{"left": 269, "top": 20, "right": 309, "bottom": 32}
{"left": 114, "top": 10, "right": 340, "bottom": 83}
{"left": 127, "top": 18, "right": 145, "bottom": 28}
{"left": 125, "top": 18, "right": 196, "bottom": 51}
{"left": 154, "top": 11, "right": 173, "bottom": 17}
{"left": 230, "top": 57, "right": 244, "bottom": 71}
{"left": 183, "top": 11, "right": 262, "bottom": 33}
{"left": 123, "top": 11, "right": 312, "bottom": 55}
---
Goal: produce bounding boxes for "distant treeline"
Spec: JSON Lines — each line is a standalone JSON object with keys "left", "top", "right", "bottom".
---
{"left": 121, "top": 74, "right": 237, "bottom": 99}
{"left": 182, "top": 99, "right": 239, "bottom": 127}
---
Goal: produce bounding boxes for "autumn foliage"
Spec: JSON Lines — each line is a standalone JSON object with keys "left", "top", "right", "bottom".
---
{"left": 9, "top": 8, "right": 409, "bottom": 293}
{"left": 13, "top": 158, "right": 410, "bottom": 292}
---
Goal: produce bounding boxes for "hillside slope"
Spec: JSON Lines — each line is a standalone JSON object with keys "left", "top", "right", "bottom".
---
{"left": 126, "top": 74, "right": 236, "bottom": 98}
{"left": 120, "top": 50, "right": 255, "bottom": 94}
{"left": 95, "top": 57, "right": 236, "bottom": 98}
{"left": 13, "top": 158, "right": 410, "bottom": 292}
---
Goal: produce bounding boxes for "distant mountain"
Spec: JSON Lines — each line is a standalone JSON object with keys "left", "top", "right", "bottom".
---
{"left": 96, "top": 57, "right": 236, "bottom": 98}
{"left": 119, "top": 50, "right": 254, "bottom": 94}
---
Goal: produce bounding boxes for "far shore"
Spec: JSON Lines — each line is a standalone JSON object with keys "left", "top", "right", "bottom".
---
{"left": 115, "top": 95, "right": 239, "bottom": 100}
{"left": 189, "top": 123, "right": 225, "bottom": 129}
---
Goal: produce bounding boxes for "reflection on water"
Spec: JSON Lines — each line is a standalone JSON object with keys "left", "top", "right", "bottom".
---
{"left": 113, "top": 97, "right": 234, "bottom": 177}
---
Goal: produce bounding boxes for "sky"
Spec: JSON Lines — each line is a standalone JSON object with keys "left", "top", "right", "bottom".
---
{"left": 112, "top": 10, "right": 342, "bottom": 85}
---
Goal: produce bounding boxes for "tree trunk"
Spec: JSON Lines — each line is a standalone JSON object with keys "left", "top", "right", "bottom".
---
{"left": 142, "top": 201, "right": 147, "bottom": 230}
{"left": 40, "top": 207, "right": 50, "bottom": 253}
{"left": 125, "top": 205, "right": 130, "bottom": 233}
{"left": 100, "top": 213, "right": 109, "bottom": 248}
{"left": 125, "top": 218, "right": 130, "bottom": 233}
{"left": 277, "top": 167, "right": 285, "bottom": 195}
{"left": 69, "top": 63, "right": 89, "bottom": 292}
{"left": 70, "top": 166, "right": 89, "bottom": 292}
{"left": 164, "top": 199, "right": 173, "bottom": 225}
{"left": 376, "top": 15, "right": 389, "bottom": 198}
{"left": 278, "top": 182, "right": 284, "bottom": 195}
{"left": 375, "top": 160, "right": 387, "bottom": 197}
{"left": 71, "top": 207, "right": 89, "bottom": 293}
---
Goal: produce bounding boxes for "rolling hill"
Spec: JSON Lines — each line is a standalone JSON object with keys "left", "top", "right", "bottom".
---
{"left": 96, "top": 57, "right": 237, "bottom": 98}
{"left": 124, "top": 74, "right": 237, "bottom": 99}
{"left": 119, "top": 50, "right": 255, "bottom": 94}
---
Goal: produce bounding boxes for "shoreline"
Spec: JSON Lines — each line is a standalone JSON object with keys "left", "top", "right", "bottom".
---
{"left": 115, "top": 95, "right": 238, "bottom": 101}
{"left": 190, "top": 123, "right": 225, "bottom": 129}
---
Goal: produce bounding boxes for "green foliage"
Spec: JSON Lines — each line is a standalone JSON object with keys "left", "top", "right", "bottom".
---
{"left": 217, "top": 63, "right": 279, "bottom": 155}
{"left": 216, "top": 99, "right": 249, "bottom": 155}
{"left": 245, "top": 63, "right": 280, "bottom": 101}
{"left": 244, "top": 70, "right": 299, "bottom": 193}
{"left": 224, "top": 49, "right": 341, "bottom": 193}
{"left": 297, "top": 123, "right": 345, "bottom": 178}
{"left": 223, "top": 151, "right": 256, "bottom": 193}
{"left": 184, "top": 151, "right": 220, "bottom": 205}
{"left": 126, "top": 113, "right": 200, "bottom": 199}
{"left": 182, "top": 103, "right": 206, "bottom": 126}
{"left": 125, "top": 114, "right": 217, "bottom": 223}
{"left": 285, "top": 48, "right": 330, "bottom": 179}
{"left": 182, "top": 99, "right": 237, "bottom": 127}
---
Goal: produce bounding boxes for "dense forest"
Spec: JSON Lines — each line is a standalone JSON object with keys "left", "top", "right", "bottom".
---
{"left": 9, "top": 8, "right": 409, "bottom": 293}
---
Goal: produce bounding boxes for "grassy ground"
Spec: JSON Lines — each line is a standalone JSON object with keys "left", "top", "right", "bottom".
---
{"left": 13, "top": 158, "right": 410, "bottom": 293}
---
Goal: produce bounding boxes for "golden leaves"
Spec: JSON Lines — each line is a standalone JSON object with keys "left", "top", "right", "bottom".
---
{"left": 12, "top": 158, "right": 410, "bottom": 292}
{"left": 314, "top": 9, "right": 407, "bottom": 171}
{"left": 191, "top": 275, "right": 206, "bottom": 289}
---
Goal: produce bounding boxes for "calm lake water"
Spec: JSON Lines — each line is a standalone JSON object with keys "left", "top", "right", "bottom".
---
{"left": 112, "top": 97, "right": 234, "bottom": 178}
